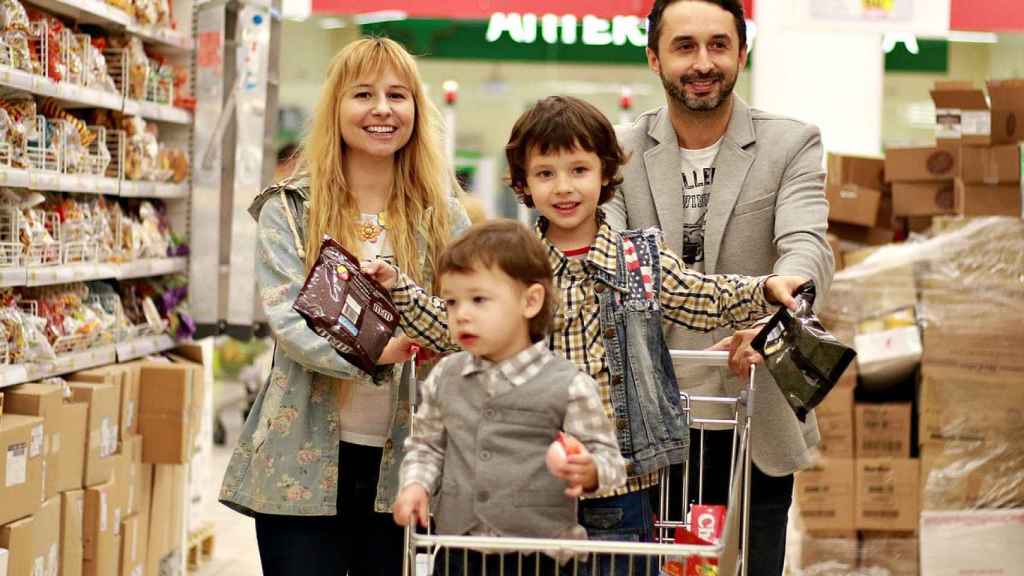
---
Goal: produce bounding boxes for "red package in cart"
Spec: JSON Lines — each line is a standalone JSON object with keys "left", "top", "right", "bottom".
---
{"left": 662, "top": 505, "right": 726, "bottom": 576}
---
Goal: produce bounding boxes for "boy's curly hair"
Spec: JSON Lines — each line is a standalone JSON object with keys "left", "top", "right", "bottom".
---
{"left": 505, "top": 96, "right": 626, "bottom": 207}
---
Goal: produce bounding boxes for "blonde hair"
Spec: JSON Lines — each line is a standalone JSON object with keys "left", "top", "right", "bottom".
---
{"left": 299, "top": 37, "right": 454, "bottom": 286}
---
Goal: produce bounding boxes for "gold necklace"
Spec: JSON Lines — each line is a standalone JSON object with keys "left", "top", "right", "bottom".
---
{"left": 357, "top": 213, "right": 387, "bottom": 243}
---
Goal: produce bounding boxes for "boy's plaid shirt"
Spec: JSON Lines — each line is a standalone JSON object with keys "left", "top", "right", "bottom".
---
{"left": 391, "top": 213, "right": 773, "bottom": 496}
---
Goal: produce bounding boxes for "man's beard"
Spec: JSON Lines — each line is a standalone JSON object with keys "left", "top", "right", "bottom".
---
{"left": 662, "top": 70, "right": 736, "bottom": 112}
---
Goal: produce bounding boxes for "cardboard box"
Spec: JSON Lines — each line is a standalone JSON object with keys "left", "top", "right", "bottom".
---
{"left": 827, "top": 222, "right": 896, "bottom": 246}
{"left": 791, "top": 531, "right": 858, "bottom": 573}
{"left": 891, "top": 181, "right": 956, "bottom": 216}
{"left": 859, "top": 533, "right": 919, "bottom": 576}
{"left": 921, "top": 509, "right": 1024, "bottom": 575}
{"left": 57, "top": 402, "right": 88, "bottom": 493}
{"left": 855, "top": 458, "right": 920, "bottom": 531}
{"left": 119, "top": 513, "right": 147, "bottom": 576}
{"left": 920, "top": 441, "right": 1024, "bottom": 510}
{"left": 884, "top": 147, "right": 958, "bottom": 182}
{"left": 960, "top": 145, "right": 1021, "bottom": 184}
{"left": 75, "top": 365, "right": 139, "bottom": 441}
{"left": 119, "top": 436, "right": 144, "bottom": 516}
{"left": 34, "top": 496, "right": 60, "bottom": 576}
{"left": 0, "top": 414, "right": 44, "bottom": 526}
{"left": 854, "top": 325, "right": 922, "bottom": 386}
{"left": 138, "top": 364, "right": 194, "bottom": 464}
{"left": 796, "top": 459, "right": 855, "bottom": 532}
{"left": 828, "top": 153, "right": 885, "bottom": 189}
{"left": 815, "top": 383, "right": 854, "bottom": 458}
{"left": 827, "top": 184, "right": 883, "bottom": 227}
{"left": 61, "top": 490, "right": 84, "bottom": 576}
{"left": 0, "top": 516, "right": 33, "bottom": 576}
{"left": 954, "top": 179, "right": 1022, "bottom": 216}
{"left": 4, "top": 384, "right": 64, "bottom": 501}
{"left": 145, "top": 465, "right": 185, "bottom": 576}
{"left": 69, "top": 383, "right": 119, "bottom": 488}
{"left": 931, "top": 81, "right": 990, "bottom": 147}
{"left": 855, "top": 403, "right": 912, "bottom": 458}
{"left": 987, "top": 79, "right": 1024, "bottom": 145}
{"left": 919, "top": 365, "right": 1024, "bottom": 446}
{"left": 83, "top": 481, "right": 117, "bottom": 576}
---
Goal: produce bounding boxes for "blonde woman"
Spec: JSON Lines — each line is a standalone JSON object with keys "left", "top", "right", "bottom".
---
{"left": 220, "top": 38, "right": 469, "bottom": 575}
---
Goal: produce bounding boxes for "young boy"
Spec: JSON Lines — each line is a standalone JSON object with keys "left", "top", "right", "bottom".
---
{"left": 368, "top": 96, "right": 807, "bottom": 573}
{"left": 391, "top": 219, "right": 627, "bottom": 575}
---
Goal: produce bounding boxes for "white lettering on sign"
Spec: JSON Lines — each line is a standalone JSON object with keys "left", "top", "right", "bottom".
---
{"left": 486, "top": 12, "right": 647, "bottom": 47}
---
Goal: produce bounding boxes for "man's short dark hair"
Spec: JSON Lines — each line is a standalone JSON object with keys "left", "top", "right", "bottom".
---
{"left": 505, "top": 95, "right": 625, "bottom": 208}
{"left": 647, "top": 0, "right": 747, "bottom": 54}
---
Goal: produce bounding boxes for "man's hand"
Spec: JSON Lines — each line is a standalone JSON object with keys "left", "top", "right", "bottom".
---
{"left": 378, "top": 334, "right": 418, "bottom": 365}
{"left": 393, "top": 484, "right": 430, "bottom": 528}
{"left": 709, "top": 327, "right": 763, "bottom": 379}
{"left": 764, "top": 276, "right": 809, "bottom": 310}
{"left": 361, "top": 260, "right": 399, "bottom": 290}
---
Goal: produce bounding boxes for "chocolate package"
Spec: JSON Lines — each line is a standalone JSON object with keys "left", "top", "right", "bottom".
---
{"left": 293, "top": 236, "right": 399, "bottom": 374}
{"left": 751, "top": 281, "right": 856, "bottom": 422}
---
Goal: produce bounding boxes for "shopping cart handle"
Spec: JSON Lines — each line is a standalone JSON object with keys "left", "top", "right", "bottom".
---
{"left": 669, "top": 350, "right": 730, "bottom": 367}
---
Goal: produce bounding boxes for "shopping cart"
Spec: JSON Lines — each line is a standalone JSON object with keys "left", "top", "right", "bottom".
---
{"left": 402, "top": 350, "right": 756, "bottom": 576}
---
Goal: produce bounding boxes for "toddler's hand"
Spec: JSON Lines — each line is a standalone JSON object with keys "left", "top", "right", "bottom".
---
{"left": 361, "top": 260, "right": 399, "bottom": 290}
{"left": 545, "top": 433, "right": 598, "bottom": 497}
{"left": 764, "top": 276, "right": 809, "bottom": 311}
{"left": 393, "top": 484, "right": 430, "bottom": 528}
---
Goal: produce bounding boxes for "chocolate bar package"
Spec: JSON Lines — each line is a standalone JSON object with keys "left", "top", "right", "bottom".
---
{"left": 751, "top": 281, "right": 856, "bottom": 421}
{"left": 293, "top": 236, "right": 400, "bottom": 374}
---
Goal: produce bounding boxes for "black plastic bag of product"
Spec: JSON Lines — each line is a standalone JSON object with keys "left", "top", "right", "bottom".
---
{"left": 751, "top": 281, "right": 856, "bottom": 421}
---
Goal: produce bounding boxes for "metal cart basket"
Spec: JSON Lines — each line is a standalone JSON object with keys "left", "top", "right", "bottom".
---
{"left": 403, "top": 349, "right": 757, "bottom": 576}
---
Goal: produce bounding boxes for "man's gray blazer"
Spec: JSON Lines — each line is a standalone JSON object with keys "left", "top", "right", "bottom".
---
{"left": 604, "top": 97, "right": 835, "bottom": 476}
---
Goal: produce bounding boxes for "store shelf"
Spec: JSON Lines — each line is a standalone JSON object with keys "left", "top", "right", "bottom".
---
{"left": 115, "top": 333, "right": 176, "bottom": 362}
{"left": 0, "top": 364, "right": 30, "bottom": 389}
{"left": 124, "top": 99, "right": 193, "bottom": 124}
{"left": 58, "top": 174, "right": 121, "bottom": 195}
{"left": 27, "top": 343, "right": 118, "bottom": 380}
{"left": 118, "top": 256, "right": 187, "bottom": 279}
{"left": 0, "top": 167, "right": 31, "bottom": 188}
{"left": 127, "top": 24, "right": 194, "bottom": 52}
{"left": 119, "top": 180, "right": 190, "bottom": 199}
{"left": 14, "top": 257, "right": 187, "bottom": 287}
{"left": 22, "top": 0, "right": 132, "bottom": 27}
{"left": 0, "top": 66, "right": 125, "bottom": 112}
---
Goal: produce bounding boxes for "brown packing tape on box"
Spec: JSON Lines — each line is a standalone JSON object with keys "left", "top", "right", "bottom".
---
{"left": 891, "top": 181, "right": 956, "bottom": 216}
{"left": 827, "top": 184, "right": 883, "bottom": 227}
{"left": 884, "top": 146, "right": 958, "bottom": 182}
{"left": 855, "top": 458, "right": 920, "bottom": 532}
{"left": 855, "top": 403, "right": 911, "bottom": 458}
{"left": 920, "top": 440, "right": 1024, "bottom": 510}
{"left": 796, "top": 458, "right": 856, "bottom": 532}
{"left": 828, "top": 153, "right": 886, "bottom": 189}
{"left": 986, "top": 78, "right": 1024, "bottom": 145}
{"left": 954, "top": 178, "right": 1022, "bottom": 217}
{"left": 0, "top": 414, "right": 44, "bottom": 526}
{"left": 61, "top": 490, "right": 85, "bottom": 576}
{"left": 931, "top": 81, "right": 990, "bottom": 147}
{"left": 3, "top": 384, "right": 63, "bottom": 501}
{"left": 960, "top": 145, "right": 1022, "bottom": 184}
{"left": 33, "top": 496, "right": 60, "bottom": 576}
{"left": 0, "top": 516, "right": 34, "bottom": 576}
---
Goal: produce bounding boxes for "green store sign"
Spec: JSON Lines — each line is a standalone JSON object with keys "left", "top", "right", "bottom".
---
{"left": 362, "top": 17, "right": 948, "bottom": 72}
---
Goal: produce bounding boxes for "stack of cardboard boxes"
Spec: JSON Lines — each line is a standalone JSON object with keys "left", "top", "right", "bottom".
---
{"left": 792, "top": 217, "right": 1024, "bottom": 575}
{"left": 0, "top": 348, "right": 206, "bottom": 576}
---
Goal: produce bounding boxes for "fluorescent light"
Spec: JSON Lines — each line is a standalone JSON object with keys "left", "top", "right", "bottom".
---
{"left": 944, "top": 31, "right": 998, "bottom": 44}
{"left": 319, "top": 17, "right": 347, "bottom": 29}
{"left": 355, "top": 11, "right": 407, "bottom": 25}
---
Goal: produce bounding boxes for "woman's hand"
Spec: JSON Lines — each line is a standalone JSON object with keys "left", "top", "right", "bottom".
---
{"left": 709, "top": 328, "right": 763, "bottom": 379}
{"left": 378, "top": 334, "right": 419, "bottom": 365}
{"left": 361, "top": 260, "right": 399, "bottom": 290}
{"left": 393, "top": 484, "right": 430, "bottom": 528}
{"left": 764, "top": 276, "right": 809, "bottom": 310}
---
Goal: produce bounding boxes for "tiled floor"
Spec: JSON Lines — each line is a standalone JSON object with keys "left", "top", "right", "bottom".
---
{"left": 197, "top": 407, "right": 262, "bottom": 575}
